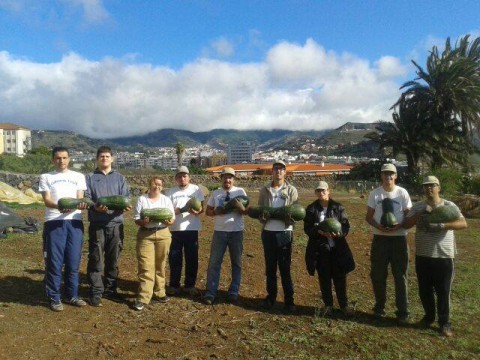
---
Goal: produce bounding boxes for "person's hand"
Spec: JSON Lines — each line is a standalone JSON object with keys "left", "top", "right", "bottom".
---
{"left": 142, "top": 216, "right": 150, "bottom": 225}
{"left": 259, "top": 210, "right": 270, "bottom": 224}
{"left": 214, "top": 207, "right": 225, "bottom": 216}
{"left": 232, "top": 198, "right": 245, "bottom": 212}
{"left": 59, "top": 208, "right": 73, "bottom": 214}
{"left": 189, "top": 208, "right": 201, "bottom": 215}
{"left": 426, "top": 223, "right": 445, "bottom": 232}
{"left": 94, "top": 204, "right": 109, "bottom": 213}
{"left": 174, "top": 207, "right": 182, "bottom": 215}
{"left": 77, "top": 202, "right": 89, "bottom": 210}
{"left": 284, "top": 214, "right": 294, "bottom": 227}
{"left": 123, "top": 205, "right": 132, "bottom": 213}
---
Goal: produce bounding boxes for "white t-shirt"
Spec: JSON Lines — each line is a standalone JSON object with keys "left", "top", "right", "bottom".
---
{"left": 164, "top": 184, "right": 204, "bottom": 231}
{"left": 264, "top": 186, "right": 292, "bottom": 232}
{"left": 367, "top": 185, "right": 412, "bottom": 236}
{"left": 207, "top": 186, "right": 246, "bottom": 232}
{"left": 38, "top": 170, "right": 87, "bottom": 222}
{"left": 134, "top": 193, "right": 175, "bottom": 229}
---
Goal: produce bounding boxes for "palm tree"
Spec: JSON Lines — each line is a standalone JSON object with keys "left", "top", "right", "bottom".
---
{"left": 395, "top": 35, "right": 480, "bottom": 169}
{"left": 175, "top": 142, "right": 185, "bottom": 167}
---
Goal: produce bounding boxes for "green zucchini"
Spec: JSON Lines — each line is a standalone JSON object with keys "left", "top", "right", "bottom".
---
{"left": 58, "top": 197, "right": 94, "bottom": 210}
{"left": 179, "top": 198, "right": 202, "bottom": 213}
{"left": 318, "top": 218, "right": 342, "bottom": 233}
{"left": 140, "top": 208, "right": 173, "bottom": 222}
{"left": 96, "top": 195, "right": 131, "bottom": 210}
{"left": 247, "top": 203, "right": 306, "bottom": 221}
{"left": 223, "top": 195, "right": 250, "bottom": 213}
{"left": 427, "top": 205, "right": 461, "bottom": 223}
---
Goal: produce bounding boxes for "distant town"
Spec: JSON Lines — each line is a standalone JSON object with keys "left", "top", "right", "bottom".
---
{"left": 1, "top": 122, "right": 402, "bottom": 177}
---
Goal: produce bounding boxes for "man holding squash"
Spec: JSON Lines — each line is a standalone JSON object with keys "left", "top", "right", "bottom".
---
{"left": 403, "top": 176, "right": 467, "bottom": 337}
{"left": 85, "top": 146, "right": 131, "bottom": 307}
{"left": 365, "top": 163, "right": 412, "bottom": 324}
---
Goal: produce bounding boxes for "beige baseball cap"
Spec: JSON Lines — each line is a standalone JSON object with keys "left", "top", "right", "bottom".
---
{"left": 315, "top": 181, "right": 329, "bottom": 191}
{"left": 220, "top": 167, "right": 236, "bottom": 177}
{"left": 176, "top": 166, "right": 189, "bottom": 175}
{"left": 422, "top": 175, "right": 440, "bottom": 186}
{"left": 381, "top": 163, "right": 397, "bottom": 173}
{"left": 273, "top": 160, "right": 286, "bottom": 168}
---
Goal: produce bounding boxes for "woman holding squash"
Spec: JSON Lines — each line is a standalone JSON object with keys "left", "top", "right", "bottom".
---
{"left": 133, "top": 176, "right": 175, "bottom": 311}
{"left": 304, "top": 181, "right": 355, "bottom": 316}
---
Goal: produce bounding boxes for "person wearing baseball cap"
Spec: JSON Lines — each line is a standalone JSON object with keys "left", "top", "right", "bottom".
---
{"left": 304, "top": 180, "right": 355, "bottom": 317}
{"left": 257, "top": 160, "right": 298, "bottom": 312}
{"left": 404, "top": 175, "right": 467, "bottom": 337}
{"left": 203, "top": 166, "right": 248, "bottom": 305}
{"left": 164, "top": 166, "right": 205, "bottom": 297}
{"left": 365, "top": 163, "right": 412, "bottom": 324}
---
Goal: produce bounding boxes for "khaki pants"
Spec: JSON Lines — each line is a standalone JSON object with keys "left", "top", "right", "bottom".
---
{"left": 136, "top": 227, "right": 172, "bottom": 304}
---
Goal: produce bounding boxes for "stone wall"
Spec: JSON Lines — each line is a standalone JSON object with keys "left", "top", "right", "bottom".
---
{"left": 0, "top": 170, "right": 376, "bottom": 196}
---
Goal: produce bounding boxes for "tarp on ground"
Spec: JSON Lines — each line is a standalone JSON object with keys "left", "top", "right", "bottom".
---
{"left": 0, "top": 201, "right": 40, "bottom": 235}
{"left": 0, "top": 181, "right": 43, "bottom": 204}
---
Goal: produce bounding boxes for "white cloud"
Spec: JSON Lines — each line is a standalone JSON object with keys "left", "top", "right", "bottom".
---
{"left": 0, "top": 39, "right": 406, "bottom": 138}
{"left": 209, "top": 37, "right": 235, "bottom": 58}
{"left": 66, "top": 0, "right": 109, "bottom": 23}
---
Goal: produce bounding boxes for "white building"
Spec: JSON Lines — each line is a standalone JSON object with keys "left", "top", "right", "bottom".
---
{"left": 227, "top": 141, "right": 254, "bottom": 164}
{"left": 0, "top": 123, "right": 32, "bottom": 157}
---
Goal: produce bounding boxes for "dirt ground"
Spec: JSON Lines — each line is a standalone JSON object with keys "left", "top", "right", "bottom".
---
{"left": 0, "top": 190, "right": 479, "bottom": 359}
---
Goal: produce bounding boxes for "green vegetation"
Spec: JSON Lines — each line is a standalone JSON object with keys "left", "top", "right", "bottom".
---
{"left": 368, "top": 35, "right": 480, "bottom": 183}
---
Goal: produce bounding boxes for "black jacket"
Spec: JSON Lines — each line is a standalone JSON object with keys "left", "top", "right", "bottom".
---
{"left": 304, "top": 198, "right": 355, "bottom": 275}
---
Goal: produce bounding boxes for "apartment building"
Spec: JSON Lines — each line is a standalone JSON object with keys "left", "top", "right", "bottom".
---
{"left": 227, "top": 141, "right": 254, "bottom": 164}
{"left": 0, "top": 123, "right": 32, "bottom": 156}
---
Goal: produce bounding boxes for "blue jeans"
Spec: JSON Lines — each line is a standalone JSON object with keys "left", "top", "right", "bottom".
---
{"left": 168, "top": 231, "right": 199, "bottom": 289}
{"left": 261, "top": 230, "right": 294, "bottom": 305}
{"left": 43, "top": 220, "right": 84, "bottom": 302}
{"left": 205, "top": 231, "right": 243, "bottom": 299}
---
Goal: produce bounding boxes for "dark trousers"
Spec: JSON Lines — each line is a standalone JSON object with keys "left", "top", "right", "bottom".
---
{"left": 43, "top": 220, "right": 84, "bottom": 302}
{"left": 261, "top": 230, "right": 294, "bottom": 305}
{"left": 415, "top": 256, "right": 454, "bottom": 326}
{"left": 87, "top": 223, "right": 124, "bottom": 297}
{"left": 316, "top": 250, "right": 347, "bottom": 308}
{"left": 370, "top": 235, "right": 409, "bottom": 317}
{"left": 168, "top": 230, "right": 199, "bottom": 289}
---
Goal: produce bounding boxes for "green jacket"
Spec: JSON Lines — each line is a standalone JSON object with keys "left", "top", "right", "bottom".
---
{"left": 258, "top": 182, "right": 298, "bottom": 207}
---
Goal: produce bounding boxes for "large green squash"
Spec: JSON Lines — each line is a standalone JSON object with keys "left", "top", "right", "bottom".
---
{"left": 179, "top": 198, "right": 202, "bottom": 213}
{"left": 317, "top": 218, "right": 342, "bottom": 233}
{"left": 96, "top": 195, "right": 132, "bottom": 210}
{"left": 247, "top": 203, "right": 306, "bottom": 222}
{"left": 427, "top": 205, "right": 461, "bottom": 223}
{"left": 140, "top": 208, "right": 173, "bottom": 222}
{"left": 223, "top": 195, "right": 250, "bottom": 213}
{"left": 58, "top": 197, "right": 94, "bottom": 210}
{"left": 381, "top": 198, "right": 398, "bottom": 228}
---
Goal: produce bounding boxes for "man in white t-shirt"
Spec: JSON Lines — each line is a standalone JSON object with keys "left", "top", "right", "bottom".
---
{"left": 365, "top": 163, "right": 412, "bottom": 323}
{"left": 404, "top": 175, "right": 467, "bottom": 337}
{"left": 203, "top": 167, "right": 248, "bottom": 304}
{"left": 257, "top": 160, "right": 298, "bottom": 311}
{"left": 164, "top": 166, "right": 205, "bottom": 296}
{"left": 39, "top": 146, "right": 88, "bottom": 312}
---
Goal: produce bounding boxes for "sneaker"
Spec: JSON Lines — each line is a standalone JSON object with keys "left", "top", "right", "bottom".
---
{"left": 133, "top": 301, "right": 145, "bottom": 311}
{"left": 417, "top": 316, "right": 434, "bottom": 328}
{"left": 166, "top": 286, "right": 181, "bottom": 296}
{"left": 89, "top": 296, "right": 103, "bottom": 307}
{"left": 226, "top": 294, "right": 238, "bottom": 304}
{"left": 203, "top": 295, "right": 214, "bottom": 305}
{"left": 152, "top": 296, "right": 170, "bottom": 304}
{"left": 50, "top": 300, "right": 64, "bottom": 312}
{"left": 322, "top": 305, "right": 334, "bottom": 317}
{"left": 183, "top": 287, "right": 199, "bottom": 296}
{"left": 103, "top": 291, "right": 125, "bottom": 303}
{"left": 373, "top": 309, "right": 386, "bottom": 319}
{"left": 341, "top": 305, "right": 354, "bottom": 317}
{"left": 66, "top": 297, "right": 87, "bottom": 307}
{"left": 263, "top": 296, "right": 275, "bottom": 309}
{"left": 440, "top": 323, "right": 453, "bottom": 337}
{"left": 397, "top": 315, "right": 410, "bottom": 325}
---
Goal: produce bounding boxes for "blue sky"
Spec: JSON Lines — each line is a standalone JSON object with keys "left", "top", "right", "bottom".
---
{"left": 0, "top": 0, "right": 479, "bottom": 138}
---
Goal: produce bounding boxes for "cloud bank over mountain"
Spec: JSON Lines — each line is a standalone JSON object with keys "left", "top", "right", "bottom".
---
{"left": 0, "top": 39, "right": 407, "bottom": 138}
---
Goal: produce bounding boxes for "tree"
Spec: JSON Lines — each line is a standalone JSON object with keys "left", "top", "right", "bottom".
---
{"left": 397, "top": 35, "right": 480, "bottom": 169}
{"left": 175, "top": 142, "right": 185, "bottom": 167}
